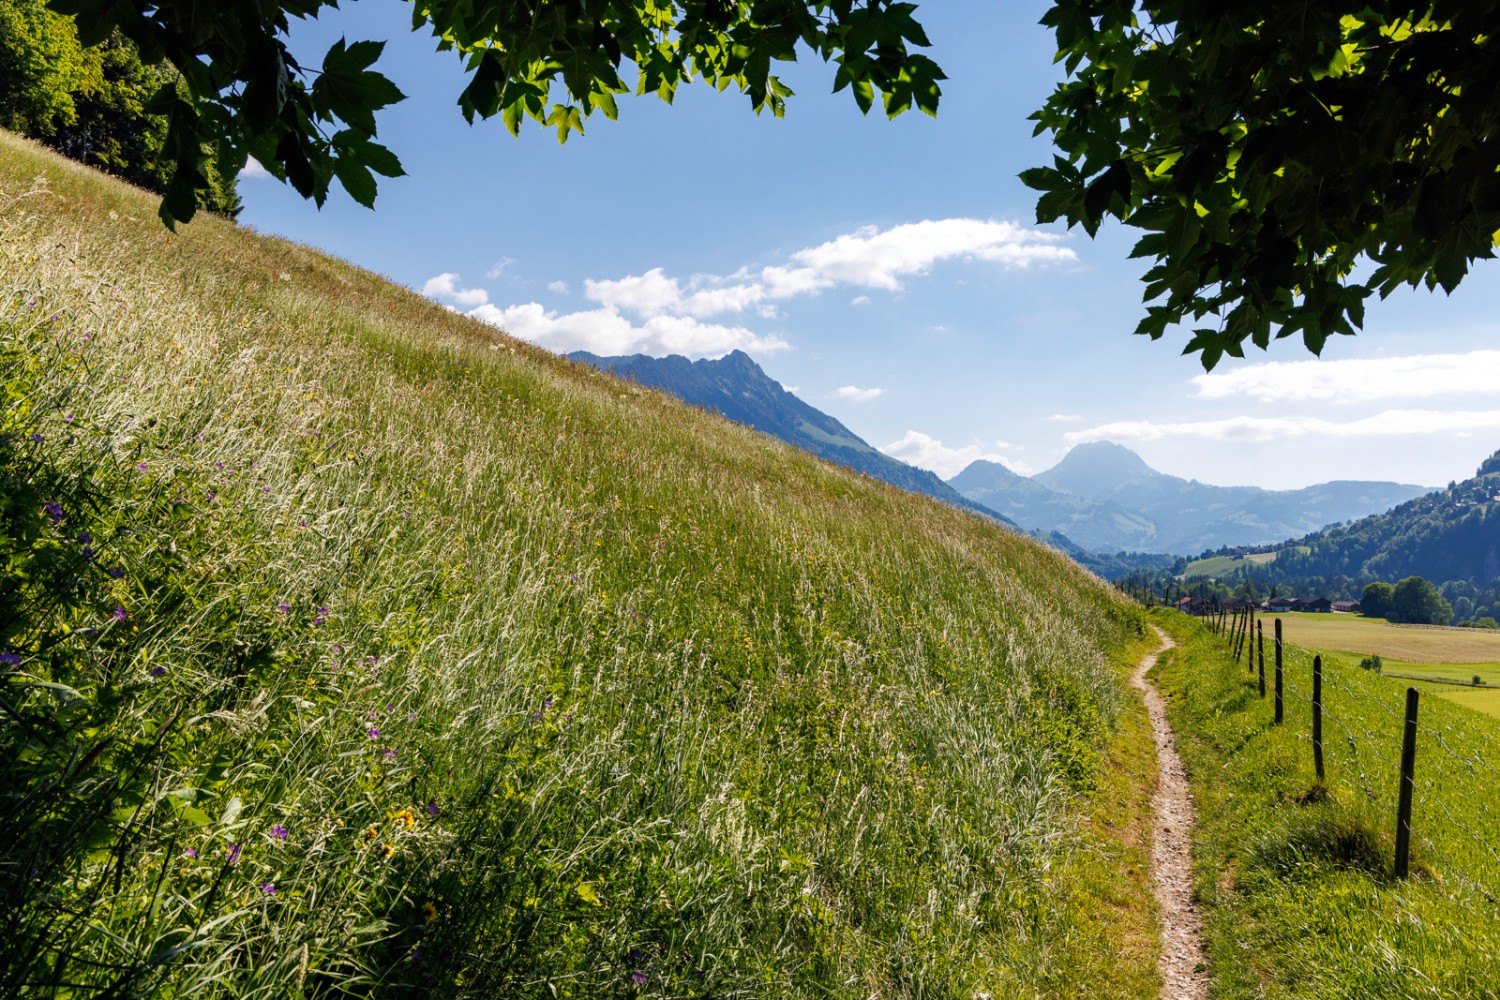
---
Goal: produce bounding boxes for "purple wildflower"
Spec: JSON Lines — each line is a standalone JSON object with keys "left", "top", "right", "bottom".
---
{"left": 278, "top": 603, "right": 291, "bottom": 614}
{"left": 77, "top": 532, "right": 91, "bottom": 545}
{"left": 29, "top": 432, "right": 43, "bottom": 444}
{"left": 406, "top": 710, "right": 416, "bottom": 723}
{"left": 260, "top": 882, "right": 276, "bottom": 895}
{"left": 271, "top": 824, "right": 288, "bottom": 841}
{"left": 225, "top": 843, "right": 241, "bottom": 865}
{"left": 1, "top": 652, "right": 20, "bottom": 666}
{"left": 137, "top": 463, "right": 147, "bottom": 473}
{"left": 45, "top": 503, "right": 64, "bottom": 523}
{"left": 183, "top": 848, "right": 198, "bottom": 858}
{"left": 384, "top": 748, "right": 397, "bottom": 762}
{"left": 631, "top": 971, "right": 646, "bottom": 985}
{"left": 426, "top": 800, "right": 440, "bottom": 817}
{"left": 111, "top": 607, "right": 127, "bottom": 621}
{"left": 148, "top": 666, "right": 167, "bottom": 679}
{"left": 107, "top": 567, "right": 125, "bottom": 579}
{"left": 367, "top": 727, "right": 380, "bottom": 740}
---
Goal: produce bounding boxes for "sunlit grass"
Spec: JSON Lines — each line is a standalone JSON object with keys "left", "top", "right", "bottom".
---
{"left": 0, "top": 133, "right": 1154, "bottom": 998}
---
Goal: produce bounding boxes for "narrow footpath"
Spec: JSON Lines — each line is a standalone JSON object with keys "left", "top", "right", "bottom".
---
{"left": 1132, "top": 628, "right": 1209, "bottom": 1000}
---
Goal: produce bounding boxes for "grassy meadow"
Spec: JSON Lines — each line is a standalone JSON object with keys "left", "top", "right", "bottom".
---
{"left": 1270, "top": 613, "right": 1500, "bottom": 717}
{"left": 0, "top": 132, "right": 1162, "bottom": 997}
{"left": 1154, "top": 610, "right": 1500, "bottom": 999}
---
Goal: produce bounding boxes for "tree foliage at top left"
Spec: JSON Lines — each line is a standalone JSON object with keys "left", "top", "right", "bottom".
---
{"left": 41, "top": 0, "right": 943, "bottom": 228}
{"left": 0, "top": 0, "right": 241, "bottom": 217}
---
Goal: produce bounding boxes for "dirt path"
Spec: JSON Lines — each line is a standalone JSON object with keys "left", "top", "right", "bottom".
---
{"left": 1132, "top": 628, "right": 1208, "bottom": 1000}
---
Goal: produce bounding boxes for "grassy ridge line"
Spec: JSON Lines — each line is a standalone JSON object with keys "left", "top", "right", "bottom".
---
{"left": 1150, "top": 610, "right": 1500, "bottom": 999}
{"left": 1, "top": 131, "right": 1154, "bottom": 998}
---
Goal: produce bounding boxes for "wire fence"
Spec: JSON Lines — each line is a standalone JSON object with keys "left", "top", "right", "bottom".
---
{"left": 1195, "top": 607, "right": 1500, "bottom": 904}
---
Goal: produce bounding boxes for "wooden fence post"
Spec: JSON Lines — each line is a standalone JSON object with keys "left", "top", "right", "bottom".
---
{"left": 1395, "top": 687, "right": 1420, "bottom": 879}
{"left": 1257, "top": 620, "right": 1265, "bottom": 698}
{"left": 1312, "top": 654, "right": 1324, "bottom": 782}
{"left": 1274, "top": 617, "right": 1284, "bottom": 724}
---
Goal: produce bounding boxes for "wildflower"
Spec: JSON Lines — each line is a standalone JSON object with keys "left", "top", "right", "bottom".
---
{"left": 421, "top": 902, "right": 438, "bottom": 923}
{"left": 225, "top": 843, "right": 241, "bottom": 865}
{"left": 426, "top": 800, "right": 440, "bottom": 817}
{"left": 271, "top": 824, "right": 288, "bottom": 841}
{"left": 381, "top": 842, "right": 395, "bottom": 859}
{"left": 137, "top": 463, "right": 147, "bottom": 473}
{"left": 364, "top": 826, "right": 379, "bottom": 841}
{"left": 148, "top": 666, "right": 167, "bottom": 679}
{"left": 108, "top": 567, "right": 124, "bottom": 579}
{"left": 183, "top": 848, "right": 198, "bottom": 858}
{"left": 29, "top": 433, "right": 42, "bottom": 444}
{"left": 260, "top": 882, "right": 276, "bottom": 895}
{"left": 384, "top": 748, "right": 397, "bottom": 762}
{"left": 78, "top": 532, "right": 91, "bottom": 545}
{"left": 278, "top": 604, "right": 291, "bottom": 614}
{"left": 632, "top": 971, "right": 647, "bottom": 985}
{"left": 0, "top": 652, "right": 19, "bottom": 667}
{"left": 406, "top": 710, "right": 416, "bottom": 723}
{"left": 45, "top": 503, "right": 64, "bottom": 523}
{"left": 393, "top": 809, "right": 415, "bottom": 830}
{"left": 367, "top": 727, "right": 380, "bottom": 739}
{"left": 111, "top": 607, "right": 128, "bottom": 621}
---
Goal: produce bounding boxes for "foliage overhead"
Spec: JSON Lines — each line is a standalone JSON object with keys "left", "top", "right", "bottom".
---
{"left": 46, "top": 0, "right": 944, "bottom": 227}
{"left": 0, "top": 0, "right": 240, "bottom": 216}
{"left": 1025, "top": 2, "right": 1500, "bottom": 368}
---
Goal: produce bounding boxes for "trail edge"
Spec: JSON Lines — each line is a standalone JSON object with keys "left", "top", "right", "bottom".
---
{"left": 1133, "top": 626, "right": 1208, "bottom": 1000}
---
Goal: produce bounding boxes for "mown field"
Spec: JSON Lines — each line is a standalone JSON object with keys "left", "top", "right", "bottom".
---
{"left": 0, "top": 132, "right": 1161, "bottom": 998}
{"left": 1269, "top": 612, "right": 1500, "bottom": 717}
{"left": 1155, "top": 609, "right": 1500, "bottom": 999}
{"left": 1181, "top": 550, "right": 1281, "bottom": 578}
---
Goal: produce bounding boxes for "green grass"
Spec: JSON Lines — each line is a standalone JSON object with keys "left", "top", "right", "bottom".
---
{"left": 1272, "top": 611, "right": 1500, "bottom": 664}
{"left": 1154, "top": 609, "right": 1500, "bottom": 999}
{"left": 0, "top": 133, "right": 1161, "bottom": 997}
{"left": 1182, "top": 550, "right": 1280, "bottom": 578}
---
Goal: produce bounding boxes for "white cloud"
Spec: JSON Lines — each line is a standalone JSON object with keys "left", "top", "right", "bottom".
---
{"left": 421, "top": 273, "right": 490, "bottom": 308}
{"left": 547, "top": 280, "right": 571, "bottom": 294}
{"left": 1192, "top": 350, "right": 1500, "bottom": 403}
{"left": 584, "top": 268, "right": 684, "bottom": 316}
{"left": 1044, "top": 412, "right": 1083, "bottom": 422}
{"left": 239, "top": 157, "right": 271, "bottom": 179}
{"left": 1066, "top": 409, "right": 1500, "bottom": 445}
{"left": 486, "top": 257, "right": 517, "bottom": 279}
{"left": 834, "top": 385, "right": 884, "bottom": 403}
{"left": 464, "top": 302, "right": 789, "bottom": 358}
{"left": 850, "top": 295, "right": 871, "bottom": 306}
{"left": 880, "top": 430, "right": 1031, "bottom": 479}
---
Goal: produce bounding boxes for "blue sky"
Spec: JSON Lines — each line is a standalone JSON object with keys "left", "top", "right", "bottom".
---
{"left": 238, "top": 0, "right": 1500, "bottom": 491}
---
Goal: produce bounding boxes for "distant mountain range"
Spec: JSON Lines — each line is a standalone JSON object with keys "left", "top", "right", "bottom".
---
{"left": 568, "top": 350, "right": 1004, "bottom": 523}
{"left": 1235, "top": 449, "right": 1500, "bottom": 585}
{"left": 949, "top": 441, "right": 1429, "bottom": 555}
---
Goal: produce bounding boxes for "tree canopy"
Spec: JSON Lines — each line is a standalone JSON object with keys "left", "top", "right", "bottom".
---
{"left": 1026, "top": 2, "right": 1500, "bottom": 368}
{"left": 36, "top": 1, "right": 1500, "bottom": 367}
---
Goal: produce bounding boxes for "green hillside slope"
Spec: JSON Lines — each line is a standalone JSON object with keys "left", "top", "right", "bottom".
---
{"left": 0, "top": 133, "right": 1155, "bottom": 998}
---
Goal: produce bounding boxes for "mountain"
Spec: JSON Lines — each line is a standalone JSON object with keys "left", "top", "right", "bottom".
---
{"left": 950, "top": 442, "right": 1429, "bottom": 555}
{"left": 1253, "top": 450, "right": 1500, "bottom": 584}
{"left": 569, "top": 349, "right": 1007, "bottom": 522}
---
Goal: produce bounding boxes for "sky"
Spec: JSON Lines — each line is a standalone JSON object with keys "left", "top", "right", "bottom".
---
{"left": 237, "top": 0, "right": 1500, "bottom": 491}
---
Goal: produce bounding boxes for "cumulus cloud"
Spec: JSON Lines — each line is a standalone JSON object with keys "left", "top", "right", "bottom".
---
{"left": 429, "top": 216, "right": 1072, "bottom": 360}
{"left": 421, "top": 273, "right": 490, "bottom": 308}
{"left": 464, "top": 302, "right": 789, "bottom": 358}
{"left": 1192, "top": 350, "right": 1500, "bottom": 403}
{"left": 239, "top": 157, "right": 271, "bottom": 179}
{"left": 1066, "top": 409, "right": 1500, "bottom": 445}
{"left": 881, "top": 430, "right": 1030, "bottom": 479}
{"left": 834, "top": 385, "right": 884, "bottom": 403}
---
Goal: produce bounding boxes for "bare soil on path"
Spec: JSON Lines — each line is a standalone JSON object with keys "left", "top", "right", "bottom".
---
{"left": 1133, "top": 628, "right": 1208, "bottom": 1000}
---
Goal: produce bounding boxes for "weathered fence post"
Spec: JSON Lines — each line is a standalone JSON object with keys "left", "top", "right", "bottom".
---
{"left": 1395, "top": 687, "right": 1420, "bottom": 879}
{"left": 1274, "top": 618, "right": 1284, "bottom": 724}
{"left": 1312, "top": 654, "right": 1324, "bottom": 782}
{"left": 1257, "top": 620, "right": 1266, "bottom": 698}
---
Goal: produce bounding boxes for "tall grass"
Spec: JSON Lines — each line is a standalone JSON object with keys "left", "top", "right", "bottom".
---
{"left": 0, "top": 132, "right": 1148, "bottom": 997}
